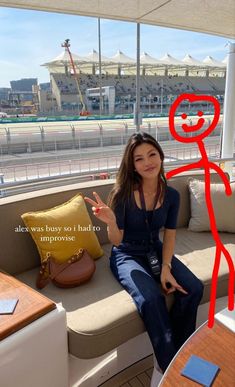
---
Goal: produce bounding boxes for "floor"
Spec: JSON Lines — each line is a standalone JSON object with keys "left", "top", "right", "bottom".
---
{"left": 99, "top": 355, "right": 154, "bottom": 387}
{"left": 99, "top": 298, "right": 229, "bottom": 387}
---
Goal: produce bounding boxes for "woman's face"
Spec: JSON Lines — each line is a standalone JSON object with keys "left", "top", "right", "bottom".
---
{"left": 133, "top": 143, "right": 161, "bottom": 180}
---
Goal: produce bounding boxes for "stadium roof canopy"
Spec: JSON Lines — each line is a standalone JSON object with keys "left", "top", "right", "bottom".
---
{"left": 111, "top": 50, "right": 135, "bottom": 64}
{"left": 182, "top": 54, "right": 204, "bottom": 66}
{"left": 159, "top": 53, "right": 184, "bottom": 66}
{"left": 140, "top": 52, "right": 163, "bottom": 65}
{"left": 41, "top": 49, "right": 226, "bottom": 73}
{"left": 43, "top": 50, "right": 89, "bottom": 67}
{"left": 0, "top": 0, "right": 234, "bottom": 39}
{"left": 86, "top": 49, "right": 110, "bottom": 63}
{"left": 203, "top": 55, "right": 226, "bottom": 67}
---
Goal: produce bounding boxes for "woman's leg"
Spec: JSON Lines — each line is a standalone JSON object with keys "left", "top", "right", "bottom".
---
{"left": 154, "top": 242, "right": 204, "bottom": 351}
{"left": 170, "top": 256, "right": 204, "bottom": 350}
{"left": 110, "top": 252, "right": 177, "bottom": 372}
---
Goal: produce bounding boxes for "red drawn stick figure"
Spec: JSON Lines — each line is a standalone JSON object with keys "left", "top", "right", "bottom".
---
{"left": 166, "top": 93, "right": 234, "bottom": 328}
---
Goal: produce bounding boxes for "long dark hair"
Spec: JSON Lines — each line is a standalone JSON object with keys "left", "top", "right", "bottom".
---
{"left": 108, "top": 132, "right": 167, "bottom": 210}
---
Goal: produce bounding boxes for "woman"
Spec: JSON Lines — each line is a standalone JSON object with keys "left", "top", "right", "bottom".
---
{"left": 85, "top": 132, "right": 203, "bottom": 374}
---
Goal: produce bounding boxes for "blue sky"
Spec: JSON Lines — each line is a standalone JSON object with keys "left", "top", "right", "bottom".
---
{"left": 0, "top": 7, "right": 230, "bottom": 87}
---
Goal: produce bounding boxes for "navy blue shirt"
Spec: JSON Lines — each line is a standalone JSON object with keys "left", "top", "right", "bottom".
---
{"left": 114, "top": 186, "right": 180, "bottom": 244}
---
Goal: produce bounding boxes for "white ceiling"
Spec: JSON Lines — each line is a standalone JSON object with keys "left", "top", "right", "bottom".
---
{"left": 0, "top": 0, "right": 234, "bottom": 39}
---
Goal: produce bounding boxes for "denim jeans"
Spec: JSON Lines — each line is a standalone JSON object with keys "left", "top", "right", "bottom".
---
{"left": 109, "top": 244, "right": 204, "bottom": 372}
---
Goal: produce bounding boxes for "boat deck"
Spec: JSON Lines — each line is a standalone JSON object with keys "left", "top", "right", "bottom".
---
{"left": 100, "top": 355, "right": 154, "bottom": 387}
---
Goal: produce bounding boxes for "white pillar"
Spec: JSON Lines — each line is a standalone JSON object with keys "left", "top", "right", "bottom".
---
{"left": 221, "top": 43, "right": 235, "bottom": 178}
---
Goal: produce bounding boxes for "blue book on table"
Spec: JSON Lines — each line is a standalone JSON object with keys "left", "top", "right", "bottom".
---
{"left": 181, "top": 354, "right": 220, "bottom": 386}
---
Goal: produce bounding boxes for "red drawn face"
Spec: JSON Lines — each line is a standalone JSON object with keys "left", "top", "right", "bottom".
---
{"left": 181, "top": 110, "right": 205, "bottom": 133}
{"left": 169, "top": 93, "right": 220, "bottom": 143}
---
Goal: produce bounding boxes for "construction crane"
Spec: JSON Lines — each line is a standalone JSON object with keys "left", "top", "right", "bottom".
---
{"left": 61, "top": 39, "right": 90, "bottom": 116}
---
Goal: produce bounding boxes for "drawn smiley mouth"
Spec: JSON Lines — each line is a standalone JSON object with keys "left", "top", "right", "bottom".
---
{"left": 181, "top": 111, "right": 205, "bottom": 133}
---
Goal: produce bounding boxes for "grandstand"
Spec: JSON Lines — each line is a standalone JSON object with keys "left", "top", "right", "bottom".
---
{"left": 41, "top": 49, "right": 226, "bottom": 114}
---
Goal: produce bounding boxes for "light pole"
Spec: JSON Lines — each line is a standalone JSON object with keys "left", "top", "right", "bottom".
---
{"left": 98, "top": 18, "right": 103, "bottom": 118}
{"left": 134, "top": 22, "right": 141, "bottom": 131}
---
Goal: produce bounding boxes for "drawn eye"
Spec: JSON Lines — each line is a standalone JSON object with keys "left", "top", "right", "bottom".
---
{"left": 181, "top": 113, "right": 187, "bottom": 120}
{"left": 198, "top": 110, "right": 204, "bottom": 117}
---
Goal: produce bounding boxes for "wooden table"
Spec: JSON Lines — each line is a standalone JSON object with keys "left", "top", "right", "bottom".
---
{"left": 0, "top": 271, "right": 55, "bottom": 340}
{"left": 159, "top": 310, "right": 235, "bottom": 386}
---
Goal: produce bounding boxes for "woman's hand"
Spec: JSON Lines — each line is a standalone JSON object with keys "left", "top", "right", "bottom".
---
{"left": 84, "top": 192, "right": 116, "bottom": 225}
{"left": 160, "top": 266, "right": 188, "bottom": 295}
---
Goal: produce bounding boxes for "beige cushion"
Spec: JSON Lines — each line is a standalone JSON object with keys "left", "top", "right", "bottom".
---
{"left": 173, "top": 229, "right": 235, "bottom": 304}
{"left": 0, "top": 181, "right": 111, "bottom": 275}
{"left": 167, "top": 172, "right": 225, "bottom": 228}
{"left": 188, "top": 180, "right": 235, "bottom": 233}
{"left": 16, "top": 230, "right": 235, "bottom": 359}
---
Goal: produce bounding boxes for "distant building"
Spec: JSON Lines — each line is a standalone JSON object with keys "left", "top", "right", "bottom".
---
{"left": 39, "top": 82, "right": 51, "bottom": 91}
{"left": 10, "top": 78, "right": 38, "bottom": 92}
{"left": 37, "top": 89, "right": 57, "bottom": 113}
{"left": 0, "top": 87, "right": 11, "bottom": 102}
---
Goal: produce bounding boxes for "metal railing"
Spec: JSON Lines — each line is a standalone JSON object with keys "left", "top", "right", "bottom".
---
{"left": 0, "top": 117, "right": 222, "bottom": 155}
{"left": 0, "top": 142, "right": 221, "bottom": 184}
{"left": 1, "top": 153, "right": 234, "bottom": 198}
{"left": 0, "top": 117, "right": 233, "bottom": 197}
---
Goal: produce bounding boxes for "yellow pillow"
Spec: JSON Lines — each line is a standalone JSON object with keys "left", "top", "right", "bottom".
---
{"left": 21, "top": 194, "right": 103, "bottom": 263}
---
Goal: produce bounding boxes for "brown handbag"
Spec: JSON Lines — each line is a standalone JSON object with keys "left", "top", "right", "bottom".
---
{"left": 36, "top": 248, "right": 96, "bottom": 289}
